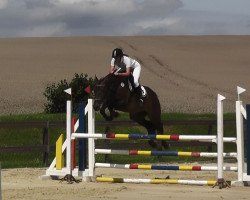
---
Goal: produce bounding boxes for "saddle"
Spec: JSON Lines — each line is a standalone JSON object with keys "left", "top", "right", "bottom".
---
{"left": 127, "top": 81, "right": 147, "bottom": 98}
{"left": 114, "top": 76, "right": 147, "bottom": 106}
{"left": 108, "top": 75, "right": 147, "bottom": 107}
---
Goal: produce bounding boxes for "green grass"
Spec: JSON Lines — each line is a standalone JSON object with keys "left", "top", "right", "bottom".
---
{"left": 0, "top": 113, "right": 66, "bottom": 122}
{"left": 0, "top": 112, "right": 237, "bottom": 169}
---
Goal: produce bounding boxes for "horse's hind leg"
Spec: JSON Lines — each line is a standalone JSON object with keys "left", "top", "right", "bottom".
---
{"left": 130, "top": 112, "right": 160, "bottom": 149}
{"left": 148, "top": 113, "right": 169, "bottom": 149}
{"left": 157, "top": 122, "right": 169, "bottom": 149}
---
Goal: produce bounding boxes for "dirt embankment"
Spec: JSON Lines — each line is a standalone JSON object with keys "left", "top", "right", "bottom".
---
{"left": 0, "top": 36, "right": 250, "bottom": 115}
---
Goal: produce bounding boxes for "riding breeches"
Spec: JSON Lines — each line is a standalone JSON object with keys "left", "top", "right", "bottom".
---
{"left": 132, "top": 62, "right": 141, "bottom": 88}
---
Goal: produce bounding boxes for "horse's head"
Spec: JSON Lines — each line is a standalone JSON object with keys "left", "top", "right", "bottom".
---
{"left": 93, "top": 76, "right": 106, "bottom": 111}
{"left": 93, "top": 74, "right": 126, "bottom": 111}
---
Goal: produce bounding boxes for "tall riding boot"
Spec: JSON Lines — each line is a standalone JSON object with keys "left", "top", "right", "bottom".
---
{"left": 134, "top": 86, "right": 143, "bottom": 106}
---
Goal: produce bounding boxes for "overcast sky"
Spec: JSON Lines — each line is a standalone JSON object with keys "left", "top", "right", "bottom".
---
{"left": 0, "top": 0, "right": 250, "bottom": 37}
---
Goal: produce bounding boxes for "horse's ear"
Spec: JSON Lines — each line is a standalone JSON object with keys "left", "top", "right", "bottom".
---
{"left": 94, "top": 75, "right": 98, "bottom": 82}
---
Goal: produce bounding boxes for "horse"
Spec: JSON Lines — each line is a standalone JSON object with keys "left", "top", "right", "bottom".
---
{"left": 93, "top": 73, "right": 167, "bottom": 149}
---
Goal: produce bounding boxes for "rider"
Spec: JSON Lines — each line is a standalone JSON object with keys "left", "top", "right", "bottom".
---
{"left": 109, "top": 48, "right": 144, "bottom": 105}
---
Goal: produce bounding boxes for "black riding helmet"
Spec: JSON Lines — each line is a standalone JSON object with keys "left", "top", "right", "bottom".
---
{"left": 112, "top": 48, "right": 123, "bottom": 59}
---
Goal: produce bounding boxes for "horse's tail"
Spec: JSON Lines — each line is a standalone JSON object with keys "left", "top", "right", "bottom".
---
{"left": 145, "top": 86, "right": 162, "bottom": 111}
{"left": 144, "top": 86, "right": 163, "bottom": 133}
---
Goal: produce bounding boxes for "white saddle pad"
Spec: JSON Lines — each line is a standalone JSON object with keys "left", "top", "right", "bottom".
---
{"left": 121, "top": 81, "right": 147, "bottom": 97}
{"left": 141, "top": 86, "right": 147, "bottom": 97}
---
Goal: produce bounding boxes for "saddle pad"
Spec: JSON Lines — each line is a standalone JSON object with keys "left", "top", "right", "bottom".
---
{"left": 141, "top": 86, "right": 147, "bottom": 97}
{"left": 120, "top": 81, "right": 147, "bottom": 98}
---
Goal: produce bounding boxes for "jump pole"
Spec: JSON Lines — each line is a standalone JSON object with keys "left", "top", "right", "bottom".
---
{"left": 95, "top": 149, "right": 237, "bottom": 158}
{"left": 71, "top": 133, "right": 236, "bottom": 142}
{"left": 94, "top": 163, "right": 237, "bottom": 171}
{"left": 96, "top": 177, "right": 216, "bottom": 186}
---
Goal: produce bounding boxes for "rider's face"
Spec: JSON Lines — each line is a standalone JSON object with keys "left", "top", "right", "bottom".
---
{"left": 115, "top": 57, "right": 122, "bottom": 63}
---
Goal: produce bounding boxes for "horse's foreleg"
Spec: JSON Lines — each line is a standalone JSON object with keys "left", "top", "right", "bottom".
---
{"left": 109, "top": 107, "right": 119, "bottom": 118}
{"left": 100, "top": 106, "right": 119, "bottom": 121}
{"left": 100, "top": 107, "right": 113, "bottom": 121}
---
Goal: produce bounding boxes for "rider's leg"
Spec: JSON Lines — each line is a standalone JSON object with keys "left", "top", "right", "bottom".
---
{"left": 134, "top": 86, "right": 144, "bottom": 105}
{"left": 132, "top": 64, "right": 143, "bottom": 105}
{"left": 132, "top": 63, "right": 141, "bottom": 88}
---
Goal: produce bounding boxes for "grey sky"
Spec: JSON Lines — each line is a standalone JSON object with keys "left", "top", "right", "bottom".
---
{"left": 0, "top": 0, "right": 249, "bottom": 37}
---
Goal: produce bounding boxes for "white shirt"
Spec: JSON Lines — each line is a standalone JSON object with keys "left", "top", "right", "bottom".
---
{"left": 111, "top": 56, "right": 139, "bottom": 72}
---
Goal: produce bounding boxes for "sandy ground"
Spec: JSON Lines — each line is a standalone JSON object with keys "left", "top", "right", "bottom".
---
{"left": 0, "top": 36, "right": 250, "bottom": 114}
{"left": 1, "top": 167, "right": 250, "bottom": 200}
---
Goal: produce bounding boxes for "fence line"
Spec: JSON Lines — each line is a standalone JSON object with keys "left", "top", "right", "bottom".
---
{"left": 0, "top": 119, "right": 236, "bottom": 166}
{"left": 0, "top": 119, "right": 236, "bottom": 129}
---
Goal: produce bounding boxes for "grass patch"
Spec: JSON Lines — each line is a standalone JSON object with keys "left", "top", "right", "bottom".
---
{"left": 0, "top": 112, "right": 238, "bottom": 169}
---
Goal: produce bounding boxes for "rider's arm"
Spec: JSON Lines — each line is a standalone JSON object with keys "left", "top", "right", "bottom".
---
{"left": 116, "top": 67, "right": 131, "bottom": 76}
{"left": 110, "top": 58, "right": 116, "bottom": 74}
{"left": 115, "top": 56, "right": 131, "bottom": 76}
{"left": 110, "top": 65, "right": 115, "bottom": 73}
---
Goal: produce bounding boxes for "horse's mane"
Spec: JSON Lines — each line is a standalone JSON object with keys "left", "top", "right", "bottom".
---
{"left": 100, "top": 73, "right": 127, "bottom": 88}
{"left": 94, "top": 73, "right": 129, "bottom": 108}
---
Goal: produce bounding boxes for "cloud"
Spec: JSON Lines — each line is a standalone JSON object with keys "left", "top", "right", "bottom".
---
{"left": 165, "top": 10, "right": 250, "bottom": 35}
{"left": 0, "top": 0, "right": 7, "bottom": 9}
{"left": 0, "top": 0, "right": 249, "bottom": 37}
{"left": 0, "top": 0, "right": 183, "bottom": 37}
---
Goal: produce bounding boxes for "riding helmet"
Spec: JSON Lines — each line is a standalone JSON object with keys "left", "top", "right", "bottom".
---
{"left": 112, "top": 48, "right": 123, "bottom": 59}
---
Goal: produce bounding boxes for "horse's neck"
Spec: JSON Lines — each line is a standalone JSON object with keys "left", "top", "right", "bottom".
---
{"left": 101, "top": 75, "right": 119, "bottom": 95}
{"left": 105, "top": 75, "right": 126, "bottom": 87}
{"left": 104, "top": 75, "right": 130, "bottom": 99}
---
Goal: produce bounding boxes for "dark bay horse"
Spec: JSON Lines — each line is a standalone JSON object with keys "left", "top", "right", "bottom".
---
{"left": 93, "top": 73, "right": 167, "bottom": 149}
